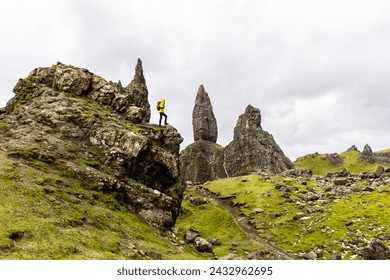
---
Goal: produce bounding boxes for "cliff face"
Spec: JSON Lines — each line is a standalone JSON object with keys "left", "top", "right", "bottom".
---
{"left": 0, "top": 61, "right": 183, "bottom": 231}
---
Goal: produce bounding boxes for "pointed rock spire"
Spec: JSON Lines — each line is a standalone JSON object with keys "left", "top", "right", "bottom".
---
{"left": 192, "top": 85, "right": 218, "bottom": 143}
{"left": 125, "top": 58, "right": 150, "bottom": 123}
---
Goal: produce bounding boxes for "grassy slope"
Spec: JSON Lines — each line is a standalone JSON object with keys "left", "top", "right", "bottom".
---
{"left": 175, "top": 188, "right": 273, "bottom": 259}
{"left": 201, "top": 174, "right": 390, "bottom": 259}
{"left": 294, "top": 150, "right": 384, "bottom": 175}
{"left": 0, "top": 152, "right": 201, "bottom": 260}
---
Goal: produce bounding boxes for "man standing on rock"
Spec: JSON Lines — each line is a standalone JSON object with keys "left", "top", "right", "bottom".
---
{"left": 158, "top": 98, "right": 168, "bottom": 126}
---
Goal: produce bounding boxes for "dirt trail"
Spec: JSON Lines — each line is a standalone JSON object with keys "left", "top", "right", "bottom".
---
{"left": 192, "top": 185, "right": 294, "bottom": 260}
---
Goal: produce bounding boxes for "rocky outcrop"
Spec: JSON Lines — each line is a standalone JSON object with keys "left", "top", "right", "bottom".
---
{"left": 180, "top": 86, "right": 225, "bottom": 183}
{"left": 124, "top": 58, "right": 151, "bottom": 123}
{"left": 224, "top": 105, "right": 294, "bottom": 176}
{"left": 6, "top": 60, "right": 151, "bottom": 124}
{"left": 180, "top": 93, "right": 293, "bottom": 182}
{"left": 0, "top": 61, "right": 183, "bottom": 231}
{"left": 360, "top": 144, "right": 376, "bottom": 163}
{"left": 192, "top": 85, "right": 218, "bottom": 142}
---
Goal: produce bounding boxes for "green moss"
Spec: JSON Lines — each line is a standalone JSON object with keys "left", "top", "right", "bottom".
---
{"left": 75, "top": 159, "right": 100, "bottom": 168}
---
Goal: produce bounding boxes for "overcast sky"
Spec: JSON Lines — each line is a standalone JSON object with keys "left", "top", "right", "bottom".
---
{"left": 1, "top": 0, "right": 390, "bottom": 160}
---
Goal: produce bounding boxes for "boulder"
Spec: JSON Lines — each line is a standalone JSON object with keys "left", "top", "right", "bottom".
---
{"left": 184, "top": 227, "right": 200, "bottom": 243}
{"left": 193, "top": 237, "right": 213, "bottom": 253}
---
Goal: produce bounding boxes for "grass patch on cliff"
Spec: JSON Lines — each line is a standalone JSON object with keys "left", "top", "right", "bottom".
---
{"left": 201, "top": 175, "right": 390, "bottom": 259}
{"left": 0, "top": 153, "right": 200, "bottom": 260}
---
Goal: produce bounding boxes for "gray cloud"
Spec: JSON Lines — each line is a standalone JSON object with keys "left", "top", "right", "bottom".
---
{"left": 1, "top": 0, "right": 390, "bottom": 160}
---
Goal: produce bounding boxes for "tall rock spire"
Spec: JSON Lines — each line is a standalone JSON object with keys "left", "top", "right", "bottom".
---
{"left": 125, "top": 58, "right": 151, "bottom": 123}
{"left": 192, "top": 85, "right": 218, "bottom": 143}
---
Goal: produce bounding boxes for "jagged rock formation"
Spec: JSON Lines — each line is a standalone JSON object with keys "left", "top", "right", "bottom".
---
{"left": 125, "top": 58, "right": 151, "bottom": 123}
{"left": 192, "top": 85, "right": 218, "bottom": 142}
{"left": 360, "top": 144, "right": 376, "bottom": 163}
{"left": 224, "top": 105, "right": 294, "bottom": 176}
{"left": 0, "top": 61, "right": 183, "bottom": 231}
{"left": 6, "top": 60, "right": 151, "bottom": 124}
{"left": 347, "top": 144, "right": 359, "bottom": 152}
{"left": 180, "top": 90, "right": 293, "bottom": 183}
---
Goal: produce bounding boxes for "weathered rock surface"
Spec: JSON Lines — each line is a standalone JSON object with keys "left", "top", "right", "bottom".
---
{"left": 192, "top": 85, "right": 218, "bottom": 142}
{"left": 180, "top": 140, "right": 226, "bottom": 183}
{"left": 224, "top": 105, "right": 294, "bottom": 176}
{"left": 0, "top": 61, "right": 183, "bottom": 231}
{"left": 360, "top": 144, "right": 376, "bottom": 163}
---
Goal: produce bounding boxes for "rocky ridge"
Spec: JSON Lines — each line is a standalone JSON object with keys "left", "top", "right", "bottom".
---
{"left": 180, "top": 87, "right": 293, "bottom": 183}
{"left": 0, "top": 60, "right": 184, "bottom": 232}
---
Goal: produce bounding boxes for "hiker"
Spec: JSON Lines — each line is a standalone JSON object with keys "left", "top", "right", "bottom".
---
{"left": 157, "top": 98, "right": 168, "bottom": 126}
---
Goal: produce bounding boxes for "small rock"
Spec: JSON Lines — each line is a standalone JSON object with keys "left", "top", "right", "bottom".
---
{"left": 362, "top": 186, "right": 375, "bottom": 192}
{"left": 252, "top": 208, "right": 264, "bottom": 215}
{"left": 330, "top": 251, "right": 342, "bottom": 260}
{"left": 184, "top": 227, "right": 200, "bottom": 243}
{"left": 345, "top": 220, "right": 354, "bottom": 226}
{"left": 293, "top": 212, "right": 306, "bottom": 220}
{"left": 374, "top": 166, "right": 385, "bottom": 177}
{"left": 193, "top": 237, "right": 213, "bottom": 253}
{"left": 208, "top": 238, "right": 222, "bottom": 246}
{"left": 305, "top": 251, "right": 318, "bottom": 260}
{"left": 219, "top": 253, "right": 237, "bottom": 260}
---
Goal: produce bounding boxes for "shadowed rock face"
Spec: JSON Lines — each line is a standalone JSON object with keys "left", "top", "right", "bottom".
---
{"left": 192, "top": 85, "right": 218, "bottom": 143}
{"left": 1, "top": 61, "right": 183, "bottom": 231}
{"left": 224, "top": 105, "right": 294, "bottom": 176}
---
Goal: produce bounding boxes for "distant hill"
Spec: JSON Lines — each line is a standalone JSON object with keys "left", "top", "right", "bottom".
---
{"left": 294, "top": 147, "right": 390, "bottom": 175}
